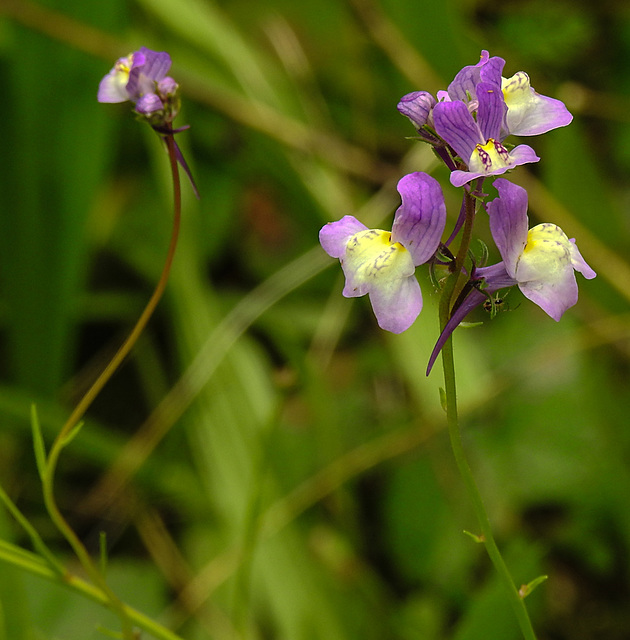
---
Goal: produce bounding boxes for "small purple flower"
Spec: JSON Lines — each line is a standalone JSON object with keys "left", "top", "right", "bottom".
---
{"left": 319, "top": 172, "right": 447, "bottom": 333}
{"left": 397, "top": 91, "right": 437, "bottom": 131}
{"left": 98, "top": 47, "right": 179, "bottom": 123}
{"left": 433, "top": 83, "right": 540, "bottom": 187}
{"left": 426, "top": 179, "right": 596, "bottom": 373}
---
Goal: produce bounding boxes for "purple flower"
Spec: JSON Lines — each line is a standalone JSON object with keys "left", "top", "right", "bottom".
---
{"left": 98, "top": 47, "right": 179, "bottom": 123}
{"left": 432, "top": 83, "right": 540, "bottom": 187}
{"left": 319, "top": 172, "right": 447, "bottom": 333}
{"left": 486, "top": 178, "right": 596, "bottom": 316}
{"left": 399, "top": 50, "right": 572, "bottom": 152}
{"left": 426, "top": 179, "right": 596, "bottom": 373}
{"left": 397, "top": 91, "right": 437, "bottom": 131}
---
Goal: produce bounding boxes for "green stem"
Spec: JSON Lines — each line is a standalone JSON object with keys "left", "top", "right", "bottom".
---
{"left": 41, "top": 129, "right": 182, "bottom": 640}
{"left": 0, "top": 540, "right": 186, "bottom": 640}
{"left": 439, "top": 189, "right": 537, "bottom": 640}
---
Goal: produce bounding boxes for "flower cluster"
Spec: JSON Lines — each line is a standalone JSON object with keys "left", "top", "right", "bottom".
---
{"left": 320, "top": 51, "right": 595, "bottom": 373}
{"left": 98, "top": 47, "right": 180, "bottom": 127}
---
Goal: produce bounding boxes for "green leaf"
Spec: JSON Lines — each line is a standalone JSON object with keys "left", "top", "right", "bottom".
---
{"left": 519, "top": 574, "right": 548, "bottom": 599}
{"left": 58, "top": 421, "right": 85, "bottom": 450}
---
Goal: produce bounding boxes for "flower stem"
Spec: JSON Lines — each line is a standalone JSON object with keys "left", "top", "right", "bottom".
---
{"left": 41, "top": 128, "right": 182, "bottom": 640}
{"left": 439, "top": 190, "right": 537, "bottom": 639}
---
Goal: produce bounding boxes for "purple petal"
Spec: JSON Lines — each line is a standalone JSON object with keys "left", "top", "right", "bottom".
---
{"left": 479, "top": 54, "right": 505, "bottom": 88}
{"left": 391, "top": 172, "right": 446, "bottom": 265}
{"left": 135, "top": 92, "right": 163, "bottom": 115}
{"left": 447, "top": 51, "right": 494, "bottom": 100}
{"left": 476, "top": 81, "right": 506, "bottom": 141}
{"left": 518, "top": 267, "right": 578, "bottom": 321}
{"left": 158, "top": 76, "right": 179, "bottom": 96}
{"left": 97, "top": 57, "right": 132, "bottom": 103}
{"left": 397, "top": 91, "right": 436, "bottom": 129}
{"left": 569, "top": 240, "right": 596, "bottom": 279}
{"left": 487, "top": 178, "right": 529, "bottom": 277}
{"left": 368, "top": 274, "right": 423, "bottom": 333}
{"left": 319, "top": 216, "right": 367, "bottom": 259}
{"left": 474, "top": 261, "right": 519, "bottom": 289}
{"left": 508, "top": 144, "right": 540, "bottom": 168}
{"left": 502, "top": 72, "right": 573, "bottom": 136}
{"left": 447, "top": 51, "right": 505, "bottom": 101}
{"left": 135, "top": 47, "right": 171, "bottom": 81}
{"left": 449, "top": 169, "right": 484, "bottom": 188}
{"left": 127, "top": 48, "right": 172, "bottom": 98}
{"left": 433, "top": 100, "right": 482, "bottom": 162}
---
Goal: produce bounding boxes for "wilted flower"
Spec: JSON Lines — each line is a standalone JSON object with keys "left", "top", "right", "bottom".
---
{"left": 319, "top": 172, "right": 447, "bottom": 333}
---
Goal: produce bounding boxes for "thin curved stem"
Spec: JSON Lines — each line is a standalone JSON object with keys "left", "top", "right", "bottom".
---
{"left": 0, "top": 539, "right": 185, "bottom": 640}
{"left": 439, "top": 189, "right": 537, "bottom": 640}
{"left": 41, "top": 128, "right": 182, "bottom": 639}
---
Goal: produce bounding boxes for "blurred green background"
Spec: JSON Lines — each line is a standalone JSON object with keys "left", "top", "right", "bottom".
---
{"left": 0, "top": 0, "right": 629, "bottom": 638}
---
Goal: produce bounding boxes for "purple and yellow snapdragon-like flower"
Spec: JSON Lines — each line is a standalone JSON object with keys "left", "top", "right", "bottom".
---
{"left": 426, "top": 179, "right": 596, "bottom": 373}
{"left": 397, "top": 51, "right": 572, "bottom": 187}
{"left": 398, "top": 50, "right": 572, "bottom": 140}
{"left": 319, "top": 172, "right": 446, "bottom": 333}
{"left": 485, "top": 179, "right": 596, "bottom": 316}
{"left": 98, "top": 47, "right": 180, "bottom": 125}
{"left": 432, "top": 83, "right": 540, "bottom": 187}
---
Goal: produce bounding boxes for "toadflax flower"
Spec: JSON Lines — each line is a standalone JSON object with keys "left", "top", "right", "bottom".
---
{"left": 98, "top": 47, "right": 180, "bottom": 125}
{"left": 99, "top": 47, "right": 199, "bottom": 196}
{"left": 319, "top": 172, "right": 447, "bottom": 333}
{"left": 398, "top": 50, "right": 572, "bottom": 141}
{"left": 432, "top": 82, "right": 540, "bottom": 187}
{"left": 426, "top": 178, "right": 596, "bottom": 373}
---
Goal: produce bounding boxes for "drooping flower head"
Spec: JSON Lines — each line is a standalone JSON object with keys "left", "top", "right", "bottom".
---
{"left": 98, "top": 47, "right": 180, "bottom": 126}
{"left": 426, "top": 178, "right": 596, "bottom": 373}
{"left": 319, "top": 172, "right": 447, "bottom": 333}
